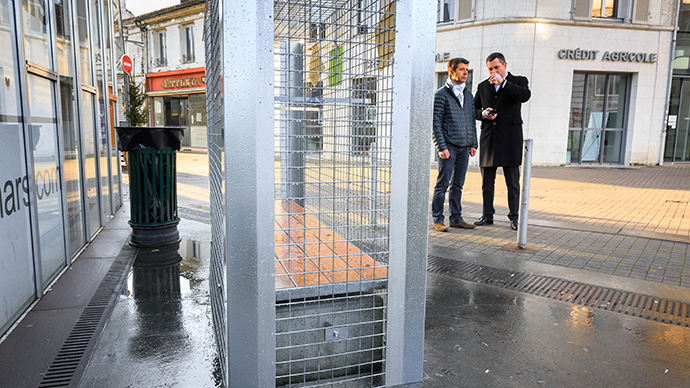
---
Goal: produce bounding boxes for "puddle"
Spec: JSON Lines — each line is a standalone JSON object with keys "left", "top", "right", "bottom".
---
{"left": 88, "top": 235, "right": 222, "bottom": 388}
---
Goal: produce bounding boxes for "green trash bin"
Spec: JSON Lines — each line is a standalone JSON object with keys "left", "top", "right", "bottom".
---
{"left": 116, "top": 126, "right": 185, "bottom": 247}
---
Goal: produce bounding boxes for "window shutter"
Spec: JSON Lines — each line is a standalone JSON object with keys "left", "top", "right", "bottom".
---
{"left": 634, "top": 0, "right": 649, "bottom": 22}
{"left": 458, "top": 0, "right": 473, "bottom": 21}
{"left": 572, "top": 0, "right": 591, "bottom": 19}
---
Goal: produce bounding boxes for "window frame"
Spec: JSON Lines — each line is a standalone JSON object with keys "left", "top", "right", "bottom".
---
{"left": 573, "top": 0, "right": 645, "bottom": 23}
{"left": 155, "top": 30, "right": 167, "bottom": 67}
{"left": 183, "top": 25, "right": 195, "bottom": 63}
{"left": 437, "top": 0, "right": 454, "bottom": 24}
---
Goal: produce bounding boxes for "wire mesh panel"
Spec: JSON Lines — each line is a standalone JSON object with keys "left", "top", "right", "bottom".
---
{"left": 207, "top": 0, "right": 434, "bottom": 385}
{"left": 274, "top": 1, "right": 396, "bottom": 386}
{"left": 203, "top": 0, "right": 227, "bottom": 384}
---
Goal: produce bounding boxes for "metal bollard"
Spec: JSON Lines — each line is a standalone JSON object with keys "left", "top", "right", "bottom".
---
{"left": 517, "top": 139, "right": 533, "bottom": 249}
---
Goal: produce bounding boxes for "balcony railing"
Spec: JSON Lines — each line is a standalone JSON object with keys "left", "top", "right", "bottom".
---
{"left": 182, "top": 53, "right": 195, "bottom": 64}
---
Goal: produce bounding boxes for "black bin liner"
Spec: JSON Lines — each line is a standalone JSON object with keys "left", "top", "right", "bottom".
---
{"left": 116, "top": 126, "right": 185, "bottom": 152}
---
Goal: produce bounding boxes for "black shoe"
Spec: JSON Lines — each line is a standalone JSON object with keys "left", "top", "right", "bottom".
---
{"left": 510, "top": 220, "right": 518, "bottom": 230}
{"left": 474, "top": 215, "right": 494, "bottom": 226}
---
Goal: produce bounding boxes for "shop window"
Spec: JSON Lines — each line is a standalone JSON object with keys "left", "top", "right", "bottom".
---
{"left": 182, "top": 25, "right": 195, "bottom": 63}
{"left": 155, "top": 31, "right": 167, "bottom": 67}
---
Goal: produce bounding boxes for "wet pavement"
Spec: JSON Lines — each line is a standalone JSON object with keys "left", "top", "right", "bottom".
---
{"left": 2, "top": 152, "right": 690, "bottom": 387}
{"left": 78, "top": 219, "right": 219, "bottom": 388}
{"left": 423, "top": 272, "right": 690, "bottom": 387}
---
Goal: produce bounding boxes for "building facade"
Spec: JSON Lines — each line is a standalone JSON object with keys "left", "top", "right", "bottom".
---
{"left": 1, "top": 0, "right": 122, "bottom": 336}
{"left": 119, "top": 0, "right": 207, "bottom": 148}
{"left": 435, "top": 0, "right": 677, "bottom": 166}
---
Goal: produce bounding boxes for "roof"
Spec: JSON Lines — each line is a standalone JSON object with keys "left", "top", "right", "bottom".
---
{"left": 124, "top": 0, "right": 205, "bottom": 23}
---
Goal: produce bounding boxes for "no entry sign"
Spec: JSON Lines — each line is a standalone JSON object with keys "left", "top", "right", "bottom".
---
{"left": 121, "top": 54, "right": 133, "bottom": 74}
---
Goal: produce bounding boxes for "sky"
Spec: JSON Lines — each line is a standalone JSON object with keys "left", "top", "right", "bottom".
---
{"left": 124, "top": 0, "right": 180, "bottom": 17}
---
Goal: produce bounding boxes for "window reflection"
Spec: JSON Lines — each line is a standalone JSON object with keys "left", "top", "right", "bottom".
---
{"left": 22, "top": 0, "right": 52, "bottom": 69}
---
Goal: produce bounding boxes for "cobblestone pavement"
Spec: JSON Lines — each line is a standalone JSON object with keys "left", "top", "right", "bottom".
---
{"left": 448, "top": 165, "right": 690, "bottom": 236}
{"left": 429, "top": 164, "right": 690, "bottom": 288}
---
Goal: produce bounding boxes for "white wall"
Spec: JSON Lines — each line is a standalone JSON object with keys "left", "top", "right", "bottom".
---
{"left": 435, "top": 0, "right": 675, "bottom": 165}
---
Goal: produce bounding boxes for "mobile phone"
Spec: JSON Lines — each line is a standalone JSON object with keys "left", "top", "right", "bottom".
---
{"left": 488, "top": 109, "right": 497, "bottom": 115}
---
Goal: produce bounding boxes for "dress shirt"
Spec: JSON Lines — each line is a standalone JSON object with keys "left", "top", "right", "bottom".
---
{"left": 449, "top": 78, "right": 466, "bottom": 107}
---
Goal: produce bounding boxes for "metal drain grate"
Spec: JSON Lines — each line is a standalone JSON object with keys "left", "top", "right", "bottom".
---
{"left": 427, "top": 255, "right": 690, "bottom": 328}
{"left": 38, "top": 246, "right": 136, "bottom": 388}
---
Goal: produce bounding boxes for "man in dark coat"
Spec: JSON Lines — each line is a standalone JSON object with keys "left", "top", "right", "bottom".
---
{"left": 431, "top": 57, "right": 478, "bottom": 232}
{"left": 473, "top": 52, "right": 531, "bottom": 230}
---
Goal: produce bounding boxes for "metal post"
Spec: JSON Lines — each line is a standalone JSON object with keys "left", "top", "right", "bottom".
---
{"left": 280, "top": 41, "right": 305, "bottom": 207}
{"left": 116, "top": 0, "right": 130, "bottom": 125}
{"left": 386, "top": 0, "right": 435, "bottom": 385}
{"left": 370, "top": 141, "right": 377, "bottom": 227}
{"left": 517, "top": 139, "right": 533, "bottom": 249}
{"left": 222, "top": 0, "right": 275, "bottom": 386}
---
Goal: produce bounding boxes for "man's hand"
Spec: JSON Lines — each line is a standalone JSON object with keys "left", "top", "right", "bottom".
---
{"left": 439, "top": 149, "right": 450, "bottom": 159}
{"left": 482, "top": 108, "right": 497, "bottom": 120}
{"left": 470, "top": 147, "right": 477, "bottom": 157}
{"left": 489, "top": 72, "right": 503, "bottom": 85}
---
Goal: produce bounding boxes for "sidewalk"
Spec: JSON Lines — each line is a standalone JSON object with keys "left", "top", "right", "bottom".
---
{"left": 448, "top": 164, "right": 690, "bottom": 237}
{"left": 429, "top": 164, "right": 690, "bottom": 288}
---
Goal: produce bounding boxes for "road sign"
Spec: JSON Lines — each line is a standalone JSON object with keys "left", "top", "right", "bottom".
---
{"left": 121, "top": 54, "right": 133, "bottom": 74}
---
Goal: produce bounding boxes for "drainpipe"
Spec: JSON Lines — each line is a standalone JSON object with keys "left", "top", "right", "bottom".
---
{"left": 660, "top": 0, "right": 681, "bottom": 165}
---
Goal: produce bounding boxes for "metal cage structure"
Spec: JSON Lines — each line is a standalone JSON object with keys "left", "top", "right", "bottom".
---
{"left": 205, "top": 0, "right": 434, "bottom": 386}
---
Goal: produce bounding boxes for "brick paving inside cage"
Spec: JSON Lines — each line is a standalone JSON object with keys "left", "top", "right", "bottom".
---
{"left": 274, "top": 200, "right": 387, "bottom": 289}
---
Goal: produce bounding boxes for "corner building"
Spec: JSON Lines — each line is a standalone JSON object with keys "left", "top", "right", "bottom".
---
{"left": 0, "top": 0, "right": 122, "bottom": 336}
{"left": 435, "top": 0, "right": 676, "bottom": 165}
{"left": 119, "top": 0, "right": 207, "bottom": 149}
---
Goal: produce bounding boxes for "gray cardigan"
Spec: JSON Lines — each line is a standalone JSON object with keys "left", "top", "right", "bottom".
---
{"left": 432, "top": 80, "right": 478, "bottom": 151}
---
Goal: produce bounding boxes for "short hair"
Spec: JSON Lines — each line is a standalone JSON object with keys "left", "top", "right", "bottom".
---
{"left": 448, "top": 57, "right": 469, "bottom": 72}
{"left": 486, "top": 52, "right": 506, "bottom": 64}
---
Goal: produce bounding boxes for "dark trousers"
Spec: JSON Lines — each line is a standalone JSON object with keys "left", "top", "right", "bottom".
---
{"left": 480, "top": 165, "right": 520, "bottom": 221}
{"left": 432, "top": 145, "right": 470, "bottom": 224}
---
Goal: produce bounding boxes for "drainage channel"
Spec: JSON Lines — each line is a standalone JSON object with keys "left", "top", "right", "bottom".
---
{"left": 427, "top": 255, "right": 690, "bottom": 328}
{"left": 38, "top": 245, "right": 136, "bottom": 388}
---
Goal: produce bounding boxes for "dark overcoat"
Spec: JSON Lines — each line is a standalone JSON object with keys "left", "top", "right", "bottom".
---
{"left": 473, "top": 72, "right": 531, "bottom": 167}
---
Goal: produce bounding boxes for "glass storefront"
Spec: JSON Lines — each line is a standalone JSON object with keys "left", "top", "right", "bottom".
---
{"left": 0, "top": 0, "right": 36, "bottom": 336}
{"left": 0, "top": 0, "right": 122, "bottom": 336}
{"left": 568, "top": 72, "right": 630, "bottom": 164}
{"left": 666, "top": 3, "right": 690, "bottom": 163}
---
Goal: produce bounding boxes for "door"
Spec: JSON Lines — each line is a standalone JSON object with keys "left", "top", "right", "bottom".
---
{"left": 665, "top": 77, "right": 690, "bottom": 162}
{"left": 165, "top": 97, "right": 190, "bottom": 147}
{"left": 56, "top": 0, "right": 87, "bottom": 256}
{"left": 76, "top": 0, "right": 102, "bottom": 237}
{"left": 567, "top": 73, "right": 630, "bottom": 164}
{"left": 22, "top": 0, "right": 69, "bottom": 286}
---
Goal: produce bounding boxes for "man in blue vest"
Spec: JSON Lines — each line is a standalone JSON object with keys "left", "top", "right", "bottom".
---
{"left": 431, "top": 57, "right": 478, "bottom": 232}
